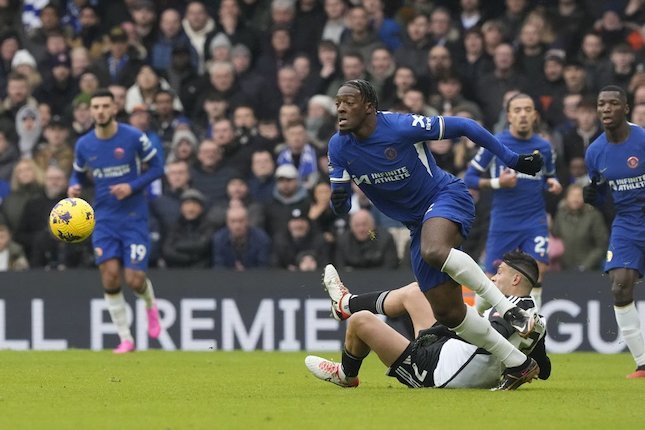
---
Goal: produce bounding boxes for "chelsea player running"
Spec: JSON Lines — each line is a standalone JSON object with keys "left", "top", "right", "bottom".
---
{"left": 68, "top": 89, "right": 164, "bottom": 353}
{"left": 464, "top": 94, "right": 562, "bottom": 310}
{"left": 584, "top": 85, "right": 645, "bottom": 379}
{"left": 328, "top": 80, "right": 544, "bottom": 390}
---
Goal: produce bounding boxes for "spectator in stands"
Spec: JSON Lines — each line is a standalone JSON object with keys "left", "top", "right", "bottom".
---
{"left": 552, "top": 184, "right": 608, "bottom": 271}
{"left": 254, "top": 25, "right": 295, "bottom": 85}
{"left": 264, "top": 163, "right": 310, "bottom": 236}
{"left": 276, "top": 121, "right": 319, "bottom": 190}
{"left": 68, "top": 5, "right": 106, "bottom": 61}
{"left": 0, "top": 72, "right": 38, "bottom": 138}
{"left": 476, "top": 43, "right": 528, "bottom": 128}
{"left": 15, "top": 104, "right": 42, "bottom": 159}
{"left": 196, "top": 92, "right": 230, "bottom": 139}
{"left": 631, "top": 103, "right": 645, "bottom": 127}
{"left": 182, "top": 0, "right": 216, "bottom": 75}
{"left": 535, "top": 50, "right": 567, "bottom": 126}
{"left": 578, "top": 31, "right": 610, "bottom": 89}
{"left": 335, "top": 209, "right": 399, "bottom": 270}
{"left": 0, "top": 129, "right": 18, "bottom": 183}
{"left": 272, "top": 207, "right": 328, "bottom": 271}
{"left": 597, "top": 43, "right": 638, "bottom": 91}
{"left": 126, "top": 65, "right": 182, "bottom": 113}
{"left": 33, "top": 52, "right": 76, "bottom": 118}
{"left": 152, "top": 89, "right": 189, "bottom": 151}
{"left": 428, "top": 6, "right": 459, "bottom": 52}
{"left": 162, "top": 188, "right": 214, "bottom": 268}
{"left": 305, "top": 94, "right": 337, "bottom": 151}
{"left": 339, "top": 5, "right": 380, "bottom": 60}
{"left": 291, "top": 0, "right": 326, "bottom": 55}
{"left": 499, "top": 0, "right": 530, "bottom": 41}
{"left": 321, "top": 0, "right": 348, "bottom": 45}
{"left": 207, "top": 175, "right": 265, "bottom": 231}
{"left": 0, "top": 31, "right": 20, "bottom": 99}
{"left": 456, "top": 27, "right": 493, "bottom": 101}
{"left": 151, "top": 8, "right": 195, "bottom": 74}
{"left": 515, "top": 21, "right": 547, "bottom": 85}
{"left": 232, "top": 104, "right": 266, "bottom": 152}
{"left": 420, "top": 45, "right": 455, "bottom": 95}
{"left": 562, "top": 97, "right": 602, "bottom": 172}
{"left": 166, "top": 44, "right": 202, "bottom": 118}
{"left": 394, "top": 12, "right": 431, "bottom": 78}
{"left": 211, "top": 117, "right": 254, "bottom": 177}
{"left": 14, "top": 165, "right": 67, "bottom": 266}
{"left": 151, "top": 159, "right": 191, "bottom": 241}
{"left": 258, "top": 65, "right": 308, "bottom": 122}
{"left": 198, "top": 61, "right": 250, "bottom": 119}
{"left": 11, "top": 49, "right": 42, "bottom": 92}
{"left": 33, "top": 115, "right": 73, "bottom": 176}
{"left": 212, "top": 203, "right": 272, "bottom": 270}
{"left": 429, "top": 74, "right": 475, "bottom": 116}
{"left": 0, "top": 158, "right": 44, "bottom": 232}
{"left": 247, "top": 149, "right": 276, "bottom": 205}
{"left": 379, "top": 65, "right": 418, "bottom": 110}
{"left": 368, "top": 46, "right": 396, "bottom": 102}
{"left": 190, "top": 138, "right": 238, "bottom": 206}
{"left": 24, "top": 4, "right": 68, "bottom": 64}
{"left": 481, "top": 19, "right": 506, "bottom": 58}
{"left": 308, "top": 180, "right": 339, "bottom": 252}
{"left": 206, "top": 0, "right": 260, "bottom": 63}
{"left": 457, "top": 0, "right": 486, "bottom": 33}
{"left": 91, "top": 26, "right": 143, "bottom": 88}
{"left": 0, "top": 224, "right": 29, "bottom": 271}
{"left": 230, "top": 44, "right": 265, "bottom": 98}
{"left": 313, "top": 39, "right": 341, "bottom": 96}
{"left": 69, "top": 93, "right": 94, "bottom": 141}
{"left": 402, "top": 88, "right": 439, "bottom": 118}
{"left": 363, "top": 0, "right": 401, "bottom": 52}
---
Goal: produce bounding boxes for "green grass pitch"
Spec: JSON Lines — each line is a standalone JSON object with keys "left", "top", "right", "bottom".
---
{"left": 0, "top": 351, "right": 642, "bottom": 430}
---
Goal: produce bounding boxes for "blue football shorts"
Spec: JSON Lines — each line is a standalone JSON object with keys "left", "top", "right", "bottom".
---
{"left": 410, "top": 180, "right": 475, "bottom": 292}
{"left": 92, "top": 218, "right": 150, "bottom": 271}
{"left": 605, "top": 225, "right": 645, "bottom": 277}
{"left": 484, "top": 226, "right": 549, "bottom": 274}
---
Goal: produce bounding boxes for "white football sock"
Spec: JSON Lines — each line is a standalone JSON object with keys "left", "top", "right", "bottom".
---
{"left": 475, "top": 295, "right": 492, "bottom": 314}
{"left": 134, "top": 278, "right": 156, "bottom": 309}
{"left": 105, "top": 291, "right": 133, "bottom": 343}
{"left": 441, "top": 248, "right": 515, "bottom": 315}
{"left": 615, "top": 303, "right": 645, "bottom": 366}
{"left": 531, "top": 287, "right": 543, "bottom": 310}
{"left": 452, "top": 306, "right": 527, "bottom": 368}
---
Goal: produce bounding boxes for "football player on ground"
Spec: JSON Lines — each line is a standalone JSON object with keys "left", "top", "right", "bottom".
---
{"left": 584, "top": 85, "right": 645, "bottom": 379}
{"left": 328, "top": 79, "right": 544, "bottom": 390}
{"left": 306, "top": 252, "right": 551, "bottom": 389}
{"left": 68, "top": 89, "right": 164, "bottom": 353}
{"left": 464, "top": 93, "right": 562, "bottom": 310}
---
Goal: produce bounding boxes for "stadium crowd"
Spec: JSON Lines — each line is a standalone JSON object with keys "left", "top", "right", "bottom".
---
{"left": 0, "top": 0, "right": 642, "bottom": 272}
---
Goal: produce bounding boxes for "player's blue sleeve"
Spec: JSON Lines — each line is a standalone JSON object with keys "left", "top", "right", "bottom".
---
{"left": 130, "top": 133, "right": 164, "bottom": 193}
{"left": 69, "top": 142, "right": 88, "bottom": 187}
{"left": 442, "top": 117, "right": 519, "bottom": 167}
{"left": 328, "top": 136, "right": 352, "bottom": 215}
{"left": 464, "top": 147, "right": 494, "bottom": 189}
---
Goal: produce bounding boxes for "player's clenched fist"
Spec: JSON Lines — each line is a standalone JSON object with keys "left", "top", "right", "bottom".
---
{"left": 513, "top": 151, "right": 543, "bottom": 176}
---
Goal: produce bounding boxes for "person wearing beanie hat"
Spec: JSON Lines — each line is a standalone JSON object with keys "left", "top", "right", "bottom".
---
{"left": 10, "top": 49, "right": 42, "bottom": 90}
{"left": 168, "top": 128, "right": 198, "bottom": 163}
{"left": 162, "top": 186, "right": 215, "bottom": 268}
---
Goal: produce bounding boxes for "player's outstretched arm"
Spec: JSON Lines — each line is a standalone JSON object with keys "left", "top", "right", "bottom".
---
{"left": 442, "top": 117, "right": 543, "bottom": 175}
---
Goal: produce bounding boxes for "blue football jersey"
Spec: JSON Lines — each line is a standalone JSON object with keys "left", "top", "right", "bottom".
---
{"left": 468, "top": 130, "right": 556, "bottom": 232}
{"left": 328, "top": 112, "right": 517, "bottom": 228}
{"left": 71, "top": 123, "right": 162, "bottom": 222}
{"left": 585, "top": 124, "right": 645, "bottom": 229}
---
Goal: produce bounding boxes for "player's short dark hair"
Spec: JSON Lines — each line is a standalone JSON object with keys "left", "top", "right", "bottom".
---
{"left": 341, "top": 79, "right": 379, "bottom": 110}
{"left": 599, "top": 85, "right": 627, "bottom": 103}
{"left": 505, "top": 93, "right": 534, "bottom": 112}
{"left": 502, "top": 251, "right": 539, "bottom": 289}
{"left": 90, "top": 88, "right": 115, "bottom": 102}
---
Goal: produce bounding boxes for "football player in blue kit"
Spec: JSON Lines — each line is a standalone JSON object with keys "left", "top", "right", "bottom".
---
{"left": 464, "top": 94, "right": 562, "bottom": 310}
{"left": 584, "top": 85, "right": 645, "bottom": 379}
{"left": 306, "top": 253, "right": 551, "bottom": 389}
{"left": 328, "top": 80, "right": 544, "bottom": 390}
{"left": 68, "top": 89, "right": 164, "bottom": 353}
